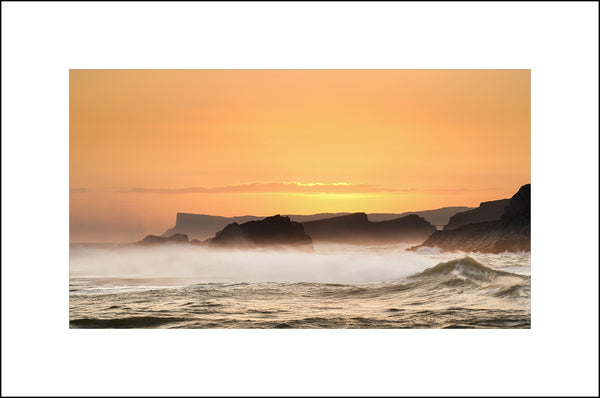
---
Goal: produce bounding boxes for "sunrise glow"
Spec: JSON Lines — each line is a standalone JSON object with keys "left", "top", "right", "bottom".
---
{"left": 70, "top": 70, "right": 530, "bottom": 242}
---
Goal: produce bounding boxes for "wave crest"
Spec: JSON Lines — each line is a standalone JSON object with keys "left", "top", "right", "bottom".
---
{"left": 415, "top": 257, "right": 526, "bottom": 284}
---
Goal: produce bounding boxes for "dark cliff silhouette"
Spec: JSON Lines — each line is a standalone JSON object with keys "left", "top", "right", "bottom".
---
{"left": 209, "top": 215, "right": 313, "bottom": 250}
{"left": 162, "top": 207, "right": 470, "bottom": 241}
{"left": 135, "top": 233, "right": 190, "bottom": 246}
{"left": 500, "top": 184, "right": 531, "bottom": 228}
{"left": 443, "top": 199, "right": 510, "bottom": 230}
{"left": 162, "top": 213, "right": 261, "bottom": 241}
{"left": 302, "top": 213, "right": 436, "bottom": 244}
{"left": 369, "top": 206, "right": 473, "bottom": 229}
{"left": 408, "top": 184, "right": 531, "bottom": 253}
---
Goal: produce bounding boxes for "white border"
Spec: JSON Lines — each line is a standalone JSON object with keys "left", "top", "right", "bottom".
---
{"left": 2, "top": 2, "right": 598, "bottom": 396}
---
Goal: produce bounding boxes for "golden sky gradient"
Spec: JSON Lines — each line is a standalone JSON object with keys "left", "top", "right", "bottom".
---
{"left": 70, "top": 70, "right": 530, "bottom": 242}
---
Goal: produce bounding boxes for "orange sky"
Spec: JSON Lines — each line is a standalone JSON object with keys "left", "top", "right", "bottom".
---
{"left": 70, "top": 70, "right": 530, "bottom": 242}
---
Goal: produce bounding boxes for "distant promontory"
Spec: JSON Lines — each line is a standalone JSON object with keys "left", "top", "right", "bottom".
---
{"left": 160, "top": 207, "right": 473, "bottom": 241}
{"left": 443, "top": 199, "right": 510, "bottom": 230}
{"left": 132, "top": 185, "right": 530, "bottom": 253}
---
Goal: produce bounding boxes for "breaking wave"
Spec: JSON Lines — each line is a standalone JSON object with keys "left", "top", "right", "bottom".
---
{"left": 409, "top": 257, "right": 530, "bottom": 298}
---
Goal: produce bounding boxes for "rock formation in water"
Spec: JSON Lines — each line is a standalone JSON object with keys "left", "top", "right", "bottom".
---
{"left": 408, "top": 184, "right": 531, "bottom": 253}
{"left": 369, "top": 206, "right": 474, "bottom": 229}
{"left": 301, "top": 213, "right": 436, "bottom": 244}
{"left": 162, "top": 213, "right": 262, "bottom": 241}
{"left": 443, "top": 199, "right": 510, "bottom": 230}
{"left": 161, "top": 207, "right": 473, "bottom": 241}
{"left": 135, "top": 233, "right": 190, "bottom": 246}
{"left": 209, "top": 215, "right": 313, "bottom": 250}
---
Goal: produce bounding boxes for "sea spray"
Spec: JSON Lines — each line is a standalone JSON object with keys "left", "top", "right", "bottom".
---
{"left": 69, "top": 243, "right": 437, "bottom": 284}
{"left": 70, "top": 244, "right": 531, "bottom": 328}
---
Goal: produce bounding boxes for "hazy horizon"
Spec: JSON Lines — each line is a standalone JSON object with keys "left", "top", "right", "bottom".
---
{"left": 69, "top": 204, "right": 485, "bottom": 244}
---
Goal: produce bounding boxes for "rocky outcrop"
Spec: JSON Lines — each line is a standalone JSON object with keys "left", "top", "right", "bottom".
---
{"left": 408, "top": 184, "right": 530, "bottom": 253}
{"left": 409, "top": 220, "right": 530, "bottom": 253}
{"left": 135, "top": 233, "right": 190, "bottom": 246}
{"left": 500, "top": 184, "right": 530, "bottom": 228}
{"left": 161, "top": 207, "right": 473, "bottom": 241}
{"left": 209, "top": 215, "right": 313, "bottom": 250}
{"left": 369, "top": 206, "right": 474, "bottom": 229}
{"left": 302, "top": 213, "right": 436, "bottom": 244}
{"left": 443, "top": 199, "right": 510, "bottom": 230}
{"left": 162, "top": 213, "right": 261, "bottom": 241}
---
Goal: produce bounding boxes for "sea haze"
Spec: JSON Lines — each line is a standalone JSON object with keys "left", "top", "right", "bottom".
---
{"left": 70, "top": 243, "right": 531, "bottom": 328}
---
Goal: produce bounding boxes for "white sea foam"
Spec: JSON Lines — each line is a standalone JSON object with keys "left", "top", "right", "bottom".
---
{"left": 69, "top": 243, "right": 438, "bottom": 284}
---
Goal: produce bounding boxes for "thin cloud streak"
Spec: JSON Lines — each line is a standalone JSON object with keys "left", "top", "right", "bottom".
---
{"left": 420, "top": 187, "right": 500, "bottom": 194}
{"left": 117, "top": 182, "right": 415, "bottom": 195}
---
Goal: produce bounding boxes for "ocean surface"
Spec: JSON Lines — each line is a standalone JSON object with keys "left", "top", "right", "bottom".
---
{"left": 69, "top": 243, "right": 530, "bottom": 328}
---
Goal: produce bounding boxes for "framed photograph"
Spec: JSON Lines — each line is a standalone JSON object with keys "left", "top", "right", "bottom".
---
{"left": 2, "top": 2, "right": 598, "bottom": 396}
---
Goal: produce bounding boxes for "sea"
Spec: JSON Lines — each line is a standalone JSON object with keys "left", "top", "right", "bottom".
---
{"left": 69, "top": 243, "right": 530, "bottom": 329}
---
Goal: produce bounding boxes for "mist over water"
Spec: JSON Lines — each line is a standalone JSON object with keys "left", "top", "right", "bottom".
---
{"left": 70, "top": 243, "right": 437, "bottom": 284}
{"left": 70, "top": 243, "right": 531, "bottom": 328}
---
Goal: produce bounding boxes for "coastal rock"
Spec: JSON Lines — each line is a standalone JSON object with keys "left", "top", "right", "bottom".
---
{"left": 302, "top": 212, "right": 436, "bottom": 244}
{"left": 135, "top": 233, "right": 189, "bottom": 246}
{"left": 381, "top": 206, "right": 474, "bottom": 229}
{"left": 408, "top": 184, "right": 531, "bottom": 253}
{"left": 161, "top": 207, "right": 472, "bottom": 241}
{"left": 162, "top": 213, "right": 261, "bottom": 241}
{"left": 209, "top": 215, "right": 313, "bottom": 250}
{"left": 409, "top": 220, "right": 530, "bottom": 253}
{"left": 443, "top": 199, "right": 510, "bottom": 230}
{"left": 500, "top": 183, "right": 530, "bottom": 228}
